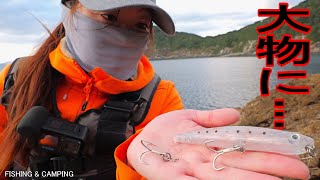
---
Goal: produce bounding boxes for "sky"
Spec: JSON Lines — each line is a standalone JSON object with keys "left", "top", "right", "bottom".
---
{"left": 0, "top": 0, "right": 306, "bottom": 63}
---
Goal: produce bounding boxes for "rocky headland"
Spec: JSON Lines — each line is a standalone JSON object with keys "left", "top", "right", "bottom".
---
{"left": 236, "top": 74, "right": 320, "bottom": 179}
{"left": 150, "top": 0, "right": 319, "bottom": 60}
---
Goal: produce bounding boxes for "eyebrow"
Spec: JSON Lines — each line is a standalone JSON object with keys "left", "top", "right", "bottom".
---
{"left": 101, "top": 10, "right": 119, "bottom": 14}
{"left": 139, "top": 8, "right": 153, "bottom": 15}
{"left": 138, "top": 9, "right": 153, "bottom": 22}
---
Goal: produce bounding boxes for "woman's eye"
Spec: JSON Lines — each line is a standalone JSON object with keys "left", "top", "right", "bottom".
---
{"left": 101, "top": 14, "right": 117, "bottom": 22}
{"left": 135, "top": 23, "right": 150, "bottom": 33}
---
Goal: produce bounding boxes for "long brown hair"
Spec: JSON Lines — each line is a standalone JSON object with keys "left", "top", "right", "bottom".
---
{"left": 0, "top": 23, "right": 65, "bottom": 170}
{"left": 0, "top": 1, "right": 154, "bottom": 171}
{"left": 0, "top": 2, "right": 78, "bottom": 171}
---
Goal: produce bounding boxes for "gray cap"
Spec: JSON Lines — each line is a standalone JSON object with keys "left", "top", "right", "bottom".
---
{"left": 70, "top": 0, "right": 175, "bottom": 35}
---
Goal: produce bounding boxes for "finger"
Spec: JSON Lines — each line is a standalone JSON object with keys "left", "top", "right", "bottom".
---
{"left": 140, "top": 158, "right": 197, "bottom": 180}
{"left": 131, "top": 143, "right": 200, "bottom": 180}
{"left": 173, "top": 176, "right": 198, "bottom": 180}
{"left": 129, "top": 142, "right": 185, "bottom": 178}
{"left": 216, "top": 151, "right": 310, "bottom": 180}
{"left": 286, "top": 154, "right": 300, "bottom": 159}
{"left": 188, "top": 108, "right": 240, "bottom": 127}
{"left": 177, "top": 146, "right": 212, "bottom": 164}
{"left": 192, "top": 162, "right": 282, "bottom": 180}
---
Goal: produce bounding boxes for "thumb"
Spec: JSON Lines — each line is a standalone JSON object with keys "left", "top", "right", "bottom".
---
{"left": 189, "top": 108, "right": 240, "bottom": 127}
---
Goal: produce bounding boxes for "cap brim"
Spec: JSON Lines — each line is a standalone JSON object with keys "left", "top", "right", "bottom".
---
{"left": 78, "top": 0, "right": 175, "bottom": 35}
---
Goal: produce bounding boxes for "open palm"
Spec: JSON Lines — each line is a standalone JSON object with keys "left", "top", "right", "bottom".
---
{"left": 127, "top": 109, "right": 309, "bottom": 180}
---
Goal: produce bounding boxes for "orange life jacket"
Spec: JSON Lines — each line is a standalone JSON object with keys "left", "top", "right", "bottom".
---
{"left": 0, "top": 42, "right": 184, "bottom": 179}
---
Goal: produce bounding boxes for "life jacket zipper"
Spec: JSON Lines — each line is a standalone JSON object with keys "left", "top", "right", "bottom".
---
{"left": 81, "top": 78, "right": 93, "bottom": 111}
{"left": 71, "top": 60, "right": 94, "bottom": 112}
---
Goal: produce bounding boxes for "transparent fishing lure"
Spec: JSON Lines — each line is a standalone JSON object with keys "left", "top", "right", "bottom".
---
{"left": 174, "top": 126, "right": 315, "bottom": 156}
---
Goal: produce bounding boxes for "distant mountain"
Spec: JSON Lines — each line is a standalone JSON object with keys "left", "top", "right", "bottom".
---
{"left": 150, "top": 0, "right": 320, "bottom": 59}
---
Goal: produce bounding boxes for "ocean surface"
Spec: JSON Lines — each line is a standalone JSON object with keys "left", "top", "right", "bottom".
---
{"left": 0, "top": 55, "right": 319, "bottom": 110}
{"left": 151, "top": 55, "right": 320, "bottom": 109}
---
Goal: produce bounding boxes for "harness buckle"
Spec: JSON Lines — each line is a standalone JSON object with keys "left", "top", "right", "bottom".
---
{"left": 103, "top": 99, "right": 144, "bottom": 113}
{"left": 50, "top": 157, "right": 67, "bottom": 171}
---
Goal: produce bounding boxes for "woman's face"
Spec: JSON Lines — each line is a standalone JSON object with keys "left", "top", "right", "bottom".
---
{"left": 77, "top": 3, "right": 153, "bottom": 33}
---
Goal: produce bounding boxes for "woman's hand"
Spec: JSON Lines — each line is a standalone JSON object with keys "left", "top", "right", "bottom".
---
{"left": 127, "top": 109, "right": 310, "bottom": 180}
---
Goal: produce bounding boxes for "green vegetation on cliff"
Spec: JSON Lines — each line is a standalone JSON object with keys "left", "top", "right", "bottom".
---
{"left": 152, "top": 0, "right": 320, "bottom": 59}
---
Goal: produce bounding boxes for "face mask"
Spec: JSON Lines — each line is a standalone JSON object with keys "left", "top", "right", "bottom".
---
{"left": 61, "top": 4, "right": 149, "bottom": 80}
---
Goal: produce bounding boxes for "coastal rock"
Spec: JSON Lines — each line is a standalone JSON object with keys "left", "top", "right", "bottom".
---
{"left": 311, "top": 42, "right": 320, "bottom": 54}
{"left": 238, "top": 74, "right": 320, "bottom": 179}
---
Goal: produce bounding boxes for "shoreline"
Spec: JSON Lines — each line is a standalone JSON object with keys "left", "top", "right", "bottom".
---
{"left": 150, "top": 53, "right": 320, "bottom": 61}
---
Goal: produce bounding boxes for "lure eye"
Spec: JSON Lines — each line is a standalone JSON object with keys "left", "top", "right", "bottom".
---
{"left": 291, "top": 134, "right": 300, "bottom": 140}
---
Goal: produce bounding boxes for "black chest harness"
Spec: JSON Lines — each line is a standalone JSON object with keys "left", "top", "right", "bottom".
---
{"left": 1, "top": 58, "right": 161, "bottom": 179}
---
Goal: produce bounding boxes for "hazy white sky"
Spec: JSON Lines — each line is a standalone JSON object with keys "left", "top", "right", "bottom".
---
{"left": 0, "top": 0, "right": 305, "bottom": 63}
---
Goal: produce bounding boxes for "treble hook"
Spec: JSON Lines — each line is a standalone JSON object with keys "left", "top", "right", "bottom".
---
{"left": 205, "top": 141, "right": 245, "bottom": 171}
{"left": 302, "top": 145, "right": 316, "bottom": 160}
{"left": 139, "top": 140, "right": 178, "bottom": 165}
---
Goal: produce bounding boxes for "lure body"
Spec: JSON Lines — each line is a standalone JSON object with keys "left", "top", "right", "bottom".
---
{"left": 174, "top": 126, "right": 315, "bottom": 155}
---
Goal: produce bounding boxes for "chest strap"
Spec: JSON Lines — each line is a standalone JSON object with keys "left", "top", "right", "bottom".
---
{"left": 76, "top": 74, "right": 161, "bottom": 154}
{"left": 103, "top": 73, "right": 161, "bottom": 126}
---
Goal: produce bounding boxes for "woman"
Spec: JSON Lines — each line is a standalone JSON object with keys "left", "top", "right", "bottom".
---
{"left": 0, "top": 0, "right": 310, "bottom": 179}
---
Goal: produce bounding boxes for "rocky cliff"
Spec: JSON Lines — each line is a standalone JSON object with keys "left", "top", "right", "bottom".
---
{"left": 151, "top": 0, "right": 320, "bottom": 59}
{"left": 237, "top": 74, "right": 320, "bottom": 179}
